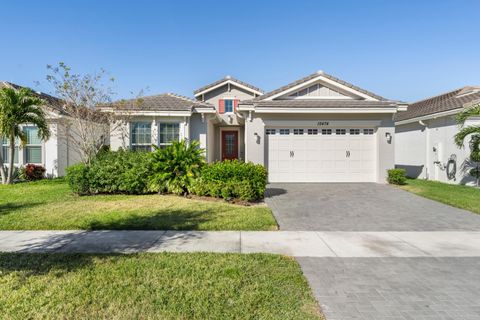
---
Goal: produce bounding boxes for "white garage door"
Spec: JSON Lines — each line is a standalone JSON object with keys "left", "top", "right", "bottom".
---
{"left": 267, "top": 128, "right": 377, "bottom": 182}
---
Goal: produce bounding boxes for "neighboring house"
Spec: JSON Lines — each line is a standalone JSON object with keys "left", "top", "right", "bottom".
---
{"left": 0, "top": 82, "right": 83, "bottom": 177}
{"left": 395, "top": 86, "right": 480, "bottom": 185}
{"left": 110, "top": 71, "right": 407, "bottom": 183}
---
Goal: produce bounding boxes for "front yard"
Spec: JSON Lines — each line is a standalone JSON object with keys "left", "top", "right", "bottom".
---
{"left": 400, "top": 179, "right": 480, "bottom": 214}
{"left": 0, "top": 179, "right": 277, "bottom": 230}
{"left": 0, "top": 252, "right": 323, "bottom": 319}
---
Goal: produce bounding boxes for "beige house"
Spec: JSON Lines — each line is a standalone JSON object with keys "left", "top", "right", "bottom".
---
{"left": 110, "top": 71, "right": 407, "bottom": 183}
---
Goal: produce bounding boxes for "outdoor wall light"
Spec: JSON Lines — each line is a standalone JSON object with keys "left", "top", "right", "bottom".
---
{"left": 385, "top": 132, "right": 392, "bottom": 144}
{"left": 254, "top": 132, "right": 261, "bottom": 144}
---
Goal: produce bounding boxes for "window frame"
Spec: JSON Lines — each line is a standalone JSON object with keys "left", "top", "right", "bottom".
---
{"left": 1, "top": 137, "right": 19, "bottom": 164}
{"left": 130, "top": 122, "right": 152, "bottom": 152}
{"left": 158, "top": 122, "right": 180, "bottom": 148}
{"left": 266, "top": 129, "right": 276, "bottom": 135}
{"left": 24, "top": 126, "right": 43, "bottom": 164}
{"left": 279, "top": 129, "right": 290, "bottom": 135}
{"left": 223, "top": 99, "right": 234, "bottom": 113}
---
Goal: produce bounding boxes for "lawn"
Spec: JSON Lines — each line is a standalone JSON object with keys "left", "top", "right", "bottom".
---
{"left": 0, "top": 252, "right": 323, "bottom": 320}
{"left": 400, "top": 179, "right": 480, "bottom": 214}
{"left": 0, "top": 179, "right": 277, "bottom": 230}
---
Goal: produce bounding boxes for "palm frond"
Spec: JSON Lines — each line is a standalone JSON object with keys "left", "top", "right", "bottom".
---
{"left": 456, "top": 103, "right": 480, "bottom": 126}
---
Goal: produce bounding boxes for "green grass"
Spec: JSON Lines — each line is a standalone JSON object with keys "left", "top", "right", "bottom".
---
{"left": 0, "top": 179, "right": 277, "bottom": 230}
{"left": 0, "top": 252, "right": 323, "bottom": 320}
{"left": 400, "top": 179, "right": 480, "bottom": 214}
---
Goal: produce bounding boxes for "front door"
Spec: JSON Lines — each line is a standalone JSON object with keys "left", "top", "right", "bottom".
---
{"left": 221, "top": 131, "right": 239, "bottom": 160}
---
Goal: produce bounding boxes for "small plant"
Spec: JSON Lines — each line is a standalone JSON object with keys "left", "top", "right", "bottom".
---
{"left": 19, "top": 164, "right": 46, "bottom": 181}
{"left": 190, "top": 160, "right": 268, "bottom": 201}
{"left": 149, "top": 140, "right": 205, "bottom": 195}
{"left": 387, "top": 168, "right": 407, "bottom": 185}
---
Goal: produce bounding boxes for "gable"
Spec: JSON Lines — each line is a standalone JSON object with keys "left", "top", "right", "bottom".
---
{"left": 285, "top": 83, "right": 353, "bottom": 99}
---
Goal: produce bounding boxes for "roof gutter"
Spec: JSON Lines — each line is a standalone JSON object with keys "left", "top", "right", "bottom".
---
{"left": 240, "top": 107, "right": 398, "bottom": 114}
{"left": 395, "top": 108, "right": 463, "bottom": 125}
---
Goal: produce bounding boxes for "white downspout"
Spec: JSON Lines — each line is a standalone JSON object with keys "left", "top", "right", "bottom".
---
{"left": 419, "top": 120, "right": 428, "bottom": 179}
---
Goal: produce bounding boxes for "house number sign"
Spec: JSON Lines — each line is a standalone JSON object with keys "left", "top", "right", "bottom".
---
{"left": 317, "top": 121, "right": 330, "bottom": 126}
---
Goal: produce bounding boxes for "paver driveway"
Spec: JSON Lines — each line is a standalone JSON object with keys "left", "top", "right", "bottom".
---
{"left": 265, "top": 183, "right": 480, "bottom": 231}
{"left": 266, "top": 183, "right": 480, "bottom": 320}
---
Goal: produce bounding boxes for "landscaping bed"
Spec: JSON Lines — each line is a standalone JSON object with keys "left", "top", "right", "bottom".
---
{"left": 0, "top": 252, "right": 323, "bottom": 319}
{"left": 0, "top": 179, "right": 277, "bottom": 230}
{"left": 400, "top": 179, "right": 480, "bottom": 215}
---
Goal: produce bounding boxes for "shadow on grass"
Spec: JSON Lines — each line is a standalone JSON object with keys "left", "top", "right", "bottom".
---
{"left": 0, "top": 202, "right": 43, "bottom": 216}
{"left": 87, "top": 209, "right": 214, "bottom": 230}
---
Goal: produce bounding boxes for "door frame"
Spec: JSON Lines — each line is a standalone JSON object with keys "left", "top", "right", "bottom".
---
{"left": 220, "top": 128, "right": 240, "bottom": 160}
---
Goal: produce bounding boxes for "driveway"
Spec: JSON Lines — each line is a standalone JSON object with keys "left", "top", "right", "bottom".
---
{"left": 266, "top": 183, "right": 480, "bottom": 320}
{"left": 265, "top": 183, "right": 480, "bottom": 231}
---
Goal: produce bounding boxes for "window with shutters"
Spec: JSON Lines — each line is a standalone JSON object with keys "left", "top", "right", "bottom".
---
{"left": 224, "top": 99, "right": 233, "bottom": 113}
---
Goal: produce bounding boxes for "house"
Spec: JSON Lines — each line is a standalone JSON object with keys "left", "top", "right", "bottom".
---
{"left": 0, "top": 81, "right": 83, "bottom": 177}
{"left": 110, "top": 71, "right": 407, "bottom": 183}
{"left": 395, "top": 87, "right": 480, "bottom": 185}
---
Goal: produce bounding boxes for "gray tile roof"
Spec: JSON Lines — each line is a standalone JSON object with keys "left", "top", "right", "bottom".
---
{"left": 240, "top": 99, "right": 398, "bottom": 108}
{"left": 194, "top": 76, "right": 263, "bottom": 95}
{"left": 110, "top": 93, "right": 214, "bottom": 112}
{"left": 395, "top": 86, "right": 480, "bottom": 122}
{"left": 254, "top": 71, "right": 388, "bottom": 101}
{"left": 0, "top": 81, "right": 66, "bottom": 114}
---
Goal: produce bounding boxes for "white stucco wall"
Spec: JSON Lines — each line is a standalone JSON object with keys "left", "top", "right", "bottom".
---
{"left": 395, "top": 115, "right": 480, "bottom": 185}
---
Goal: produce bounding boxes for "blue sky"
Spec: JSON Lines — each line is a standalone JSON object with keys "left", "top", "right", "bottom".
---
{"left": 1, "top": 0, "right": 479, "bottom": 102}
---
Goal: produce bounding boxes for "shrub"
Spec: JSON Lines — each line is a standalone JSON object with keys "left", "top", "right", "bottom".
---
{"left": 66, "top": 150, "right": 153, "bottom": 195}
{"left": 149, "top": 140, "right": 205, "bottom": 195}
{"left": 387, "top": 168, "right": 407, "bottom": 185}
{"left": 19, "top": 164, "right": 46, "bottom": 181}
{"left": 190, "top": 160, "right": 268, "bottom": 201}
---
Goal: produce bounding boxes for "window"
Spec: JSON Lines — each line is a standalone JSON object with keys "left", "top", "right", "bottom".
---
{"left": 1, "top": 137, "right": 19, "bottom": 163}
{"left": 24, "top": 127, "right": 42, "bottom": 163}
{"left": 224, "top": 99, "right": 233, "bottom": 113}
{"left": 335, "top": 129, "right": 346, "bottom": 135}
{"left": 349, "top": 129, "right": 360, "bottom": 135}
{"left": 266, "top": 129, "right": 276, "bottom": 135}
{"left": 321, "top": 129, "right": 332, "bottom": 135}
{"left": 279, "top": 129, "right": 290, "bottom": 135}
{"left": 363, "top": 129, "right": 374, "bottom": 135}
{"left": 131, "top": 122, "right": 152, "bottom": 152}
{"left": 293, "top": 129, "right": 304, "bottom": 135}
{"left": 307, "top": 129, "right": 318, "bottom": 135}
{"left": 159, "top": 123, "right": 180, "bottom": 148}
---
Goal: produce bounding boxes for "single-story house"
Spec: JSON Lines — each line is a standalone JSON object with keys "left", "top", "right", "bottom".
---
{"left": 395, "top": 86, "right": 480, "bottom": 185}
{"left": 0, "top": 81, "right": 83, "bottom": 177}
{"left": 110, "top": 71, "right": 407, "bottom": 183}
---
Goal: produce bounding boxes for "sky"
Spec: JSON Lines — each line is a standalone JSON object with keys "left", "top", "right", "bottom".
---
{"left": 1, "top": 0, "right": 479, "bottom": 102}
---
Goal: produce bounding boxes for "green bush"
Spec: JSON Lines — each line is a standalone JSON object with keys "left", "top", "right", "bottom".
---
{"left": 190, "top": 160, "right": 267, "bottom": 201}
{"left": 149, "top": 140, "right": 205, "bottom": 195}
{"left": 387, "top": 168, "right": 407, "bottom": 185}
{"left": 66, "top": 150, "right": 153, "bottom": 195}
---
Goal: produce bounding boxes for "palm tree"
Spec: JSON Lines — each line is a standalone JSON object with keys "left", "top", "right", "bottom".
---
{"left": 0, "top": 87, "right": 50, "bottom": 184}
{"left": 455, "top": 103, "right": 480, "bottom": 186}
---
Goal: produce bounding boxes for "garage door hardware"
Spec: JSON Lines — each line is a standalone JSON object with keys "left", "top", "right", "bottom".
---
{"left": 290, "top": 151, "right": 295, "bottom": 157}
{"left": 346, "top": 151, "right": 351, "bottom": 158}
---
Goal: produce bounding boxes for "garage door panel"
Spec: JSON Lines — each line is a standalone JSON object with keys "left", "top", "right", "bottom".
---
{"left": 267, "top": 128, "right": 377, "bottom": 183}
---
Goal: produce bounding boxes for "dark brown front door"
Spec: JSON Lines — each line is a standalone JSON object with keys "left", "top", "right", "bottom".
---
{"left": 221, "top": 131, "right": 238, "bottom": 160}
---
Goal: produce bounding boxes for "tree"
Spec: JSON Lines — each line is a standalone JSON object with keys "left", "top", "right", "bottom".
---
{"left": 455, "top": 103, "right": 480, "bottom": 186}
{"left": 0, "top": 87, "right": 50, "bottom": 184}
{"left": 45, "top": 62, "right": 141, "bottom": 165}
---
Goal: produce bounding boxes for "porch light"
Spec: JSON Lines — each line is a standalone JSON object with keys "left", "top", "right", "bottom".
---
{"left": 254, "top": 132, "right": 261, "bottom": 144}
{"left": 385, "top": 132, "right": 392, "bottom": 143}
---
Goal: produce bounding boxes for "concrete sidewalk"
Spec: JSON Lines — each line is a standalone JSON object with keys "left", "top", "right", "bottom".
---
{"left": 2, "top": 230, "right": 480, "bottom": 257}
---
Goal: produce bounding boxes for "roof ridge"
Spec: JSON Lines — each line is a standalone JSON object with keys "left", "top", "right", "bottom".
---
{"left": 255, "top": 71, "right": 388, "bottom": 101}
{"left": 410, "top": 87, "right": 465, "bottom": 105}
{"left": 194, "top": 76, "right": 263, "bottom": 95}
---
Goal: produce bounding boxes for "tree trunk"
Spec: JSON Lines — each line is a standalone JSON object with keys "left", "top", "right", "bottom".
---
{"left": 6, "top": 134, "right": 15, "bottom": 184}
{"left": 0, "top": 153, "right": 6, "bottom": 185}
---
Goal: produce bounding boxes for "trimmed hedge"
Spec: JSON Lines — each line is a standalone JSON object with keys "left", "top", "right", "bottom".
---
{"left": 387, "top": 168, "right": 407, "bottom": 185}
{"left": 66, "top": 150, "right": 153, "bottom": 195}
{"left": 189, "top": 160, "right": 267, "bottom": 201}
